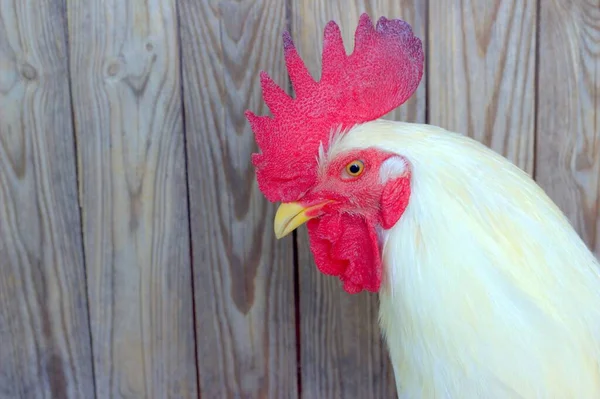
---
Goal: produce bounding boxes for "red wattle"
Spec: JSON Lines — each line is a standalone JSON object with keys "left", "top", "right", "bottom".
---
{"left": 307, "top": 213, "right": 382, "bottom": 294}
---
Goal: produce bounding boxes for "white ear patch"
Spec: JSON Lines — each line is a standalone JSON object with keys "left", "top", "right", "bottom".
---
{"left": 379, "top": 156, "right": 408, "bottom": 184}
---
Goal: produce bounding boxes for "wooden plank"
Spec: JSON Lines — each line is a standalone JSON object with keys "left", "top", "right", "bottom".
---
{"left": 178, "top": 0, "right": 298, "bottom": 397}
{"left": 0, "top": 0, "right": 95, "bottom": 397}
{"left": 291, "top": 2, "right": 426, "bottom": 398}
{"left": 535, "top": 1, "right": 600, "bottom": 255}
{"left": 67, "top": 0, "right": 198, "bottom": 397}
{"left": 428, "top": 0, "right": 537, "bottom": 173}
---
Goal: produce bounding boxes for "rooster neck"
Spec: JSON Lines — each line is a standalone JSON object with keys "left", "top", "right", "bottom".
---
{"left": 374, "top": 170, "right": 600, "bottom": 398}
{"left": 376, "top": 194, "right": 600, "bottom": 397}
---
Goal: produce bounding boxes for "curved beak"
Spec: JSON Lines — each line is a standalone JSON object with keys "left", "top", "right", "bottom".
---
{"left": 274, "top": 201, "right": 329, "bottom": 239}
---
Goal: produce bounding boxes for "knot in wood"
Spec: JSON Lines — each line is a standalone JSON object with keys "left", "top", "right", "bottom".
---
{"left": 20, "top": 63, "right": 37, "bottom": 80}
{"left": 107, "top": 61, "right": 121, "bottom": 77}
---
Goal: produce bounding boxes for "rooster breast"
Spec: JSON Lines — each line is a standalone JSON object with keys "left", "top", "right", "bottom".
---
{"left": 334, "top": 120, "right": 600, "bottom": 398}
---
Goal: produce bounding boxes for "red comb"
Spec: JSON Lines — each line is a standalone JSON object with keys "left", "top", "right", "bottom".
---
{"left": 246, "top": 13, "right": 424, "bottom": 203}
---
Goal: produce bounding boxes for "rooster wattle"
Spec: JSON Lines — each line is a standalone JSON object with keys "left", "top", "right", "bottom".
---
{"left": 246, "top": 13, "right": 600, "bottom": 398}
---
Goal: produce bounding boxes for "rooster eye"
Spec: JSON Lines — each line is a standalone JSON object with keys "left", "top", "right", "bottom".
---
{"left": 345, "top": 160, "right": 364, "bottom": 177}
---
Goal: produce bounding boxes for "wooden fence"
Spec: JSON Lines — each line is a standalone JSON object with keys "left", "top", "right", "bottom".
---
{"left": 0, "top": 0, "right": 598, "bottom": 398}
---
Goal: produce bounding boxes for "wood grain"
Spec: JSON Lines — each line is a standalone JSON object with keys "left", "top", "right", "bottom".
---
{"left": 291, "top": 2, "right": 426, "bottom": 398}
{"left": 535, "top": 0, "right": 600, "bottom": 255}
{"left": 67, "top": 0, "right": 198, "bottom": 397}
{"left": 178, "top": 0, "right": 298, "bottom": 397}
{"left": 0, "top": 0, "right": 95, "bottom": 397}
{"left": 428, "top": 0, "right": 537, "bottom": 173}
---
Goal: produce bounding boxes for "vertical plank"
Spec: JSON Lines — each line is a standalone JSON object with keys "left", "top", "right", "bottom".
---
{"left": 179, "top": 1, "right": 298, "bottom": 397}
{"left": 67, "top": 0, "right": 198, "bottom": 397}
{"left": 535, "top": 0, "right": 600, "bottom": 255}
{"left": 428, "top": 0, "right": 537, "bottom": 173}
{"left": 291, "top": 2, "right": 426, "bottom": 398}
{"left": 0, "top": 0, "right": 94, "bottom": 397}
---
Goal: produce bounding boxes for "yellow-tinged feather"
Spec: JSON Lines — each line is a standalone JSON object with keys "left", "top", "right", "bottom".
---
{"left": 327, "top": 120, "right": 600, "bottom": 398}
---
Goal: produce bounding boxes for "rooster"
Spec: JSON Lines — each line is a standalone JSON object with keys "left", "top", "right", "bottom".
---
{"left": 246, "top": 13, "right": 600, "bottom": 398}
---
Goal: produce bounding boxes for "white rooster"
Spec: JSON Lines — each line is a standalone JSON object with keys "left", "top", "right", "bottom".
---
{"left": 246, "top": 13, "right": 600, "bottom": 398}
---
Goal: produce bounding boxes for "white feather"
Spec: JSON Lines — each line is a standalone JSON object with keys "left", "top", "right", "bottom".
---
{"left": 327, "top": 119, "right": 600, "bottom": 398}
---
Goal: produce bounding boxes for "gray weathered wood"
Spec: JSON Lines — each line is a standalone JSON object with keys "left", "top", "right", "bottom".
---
{"left": 67, "top": 0, "right": 198, "bottom": 397}
{"left": 291, "top": 2, "right": 426, "bottom": 397}
{"left": 535, "top": 0, "right": 600, "bottom": 255}
{"left": 0, "top": 0, "right": 94, "bottom": 397}
{"left": 428, "top": 0, "right": 537, "bottom": 173}
{"left": 178, "top": 0, "right": 298, "bottom": 397}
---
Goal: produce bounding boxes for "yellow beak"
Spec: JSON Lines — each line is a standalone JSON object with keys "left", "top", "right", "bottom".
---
{"left": 274, "top": 201, "right": 328, "bottom": 239}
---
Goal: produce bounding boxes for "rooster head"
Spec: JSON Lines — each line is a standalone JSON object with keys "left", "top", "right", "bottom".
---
{"left": 245, "top": 14, "right": 424, "bottom": 294}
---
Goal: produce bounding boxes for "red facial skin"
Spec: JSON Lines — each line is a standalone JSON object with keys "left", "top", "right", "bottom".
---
{"left": 297, "top": 148, "right": 411, "bottom": 294}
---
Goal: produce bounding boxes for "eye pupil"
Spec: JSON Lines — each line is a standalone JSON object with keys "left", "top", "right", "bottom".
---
{"left": 349, "top": 164, "right": 360, "bottom": 174}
